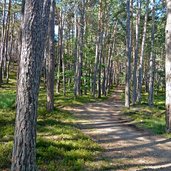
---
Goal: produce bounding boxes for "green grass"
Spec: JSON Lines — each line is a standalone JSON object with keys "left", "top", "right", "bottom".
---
{"left": 122, "top": 90, "right": 168, "bottom": 136}
{"left": 0, "top": 78, "right": 111, "bottom": 171}
{"left": 54, "top": 92, "right": 109, "bottom": 108}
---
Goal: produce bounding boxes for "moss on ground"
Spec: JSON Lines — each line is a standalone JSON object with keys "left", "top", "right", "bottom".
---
{"left": 122, "top": 90, "right": 169, "bottom": 136}
{"left": 0, "top": 78, "right": 111, "bottom": 171}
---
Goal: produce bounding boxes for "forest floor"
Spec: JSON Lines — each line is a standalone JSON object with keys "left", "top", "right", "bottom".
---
{"left": 65, "top": 88, "right": 171, "bottom": 171}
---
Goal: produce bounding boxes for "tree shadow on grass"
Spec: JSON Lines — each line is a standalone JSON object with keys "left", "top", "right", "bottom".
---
{"left": 36, "top": 108, "right": 109, "bottom": 171}
{"left": 0, "top": 111, "right": 14, "bottom": 170}
{"left": 0, "top": 90, "right": 110, "bottom": 171}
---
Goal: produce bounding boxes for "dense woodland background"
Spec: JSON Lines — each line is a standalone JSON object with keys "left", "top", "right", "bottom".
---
{"left": 0, "top": 0, "right": 165, "bottom": 100}
{"left": 0, "top": 0, "right": 170, "bottom": 170}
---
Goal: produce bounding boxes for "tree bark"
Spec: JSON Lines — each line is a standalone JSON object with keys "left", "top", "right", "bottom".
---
{"left": 165, "top": 0, "right": 171, "bottom": 133}
{"left": 0, "top": 0, "right": 6, "bottom": 85}
{"left": 56, "top": 24, "right": 61, "bottom": 94}
{"left": 93, "top": 0, "right": 102, "bottom": 98}
{"left": 137, "top": 0, "right": 149, "bottom": 103}
{"left": 132, "top": 0, "right": 141, "bottom": 105}
{"left": 46, "top": 0, "right": 55, "bottom": 112}
{"left": 125, "top": 0, "right": 132, "bottom": 108}
{"left": 74, "top": 0, "right": 85, "bottom": 97}
{"left": 148, "top": 0, "right": 155, "bottom": 107}
{"left": 11, "top": 0, "right": 50, "bottom": 170}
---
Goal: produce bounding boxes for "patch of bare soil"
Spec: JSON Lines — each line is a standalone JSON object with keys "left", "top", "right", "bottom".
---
{"left": 65, "top": 89, "right": 171, "bottom": 171}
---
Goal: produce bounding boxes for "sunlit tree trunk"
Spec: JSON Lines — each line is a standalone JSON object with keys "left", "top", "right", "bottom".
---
{"left": 74, "top": 9, "right": 79, "bottom": 97}
{"left": 125, "top": 0, "right": 132, "bottom": 108}
{"left": 137, "top": 0, "right": 149, "bottom": 103}
{"left": 148, "top": 0, "right": 155, "bottom": 107}
{"left": 59, "top": 9, "right": 65, "bottom": 96}
{"left": 132, "top": 0, "right": 141, "bottom": 105}
{"left": 7, "top": 11, "right": 15, "bottom": 83}
{"left": 165, "top": 0, "right": 171, "bottom": 133}
{"left": 93, "top": 0, "right": 102, "bottom": 98}
{"left": 11, "top": 0, "right": 50, "bottom": 170}
{"left": 74, "top": 0, "right": 85, "bottom": 97}
{"left": 56, "top": 25, "right": 61, "bottom": 94}
{"left": 46, "top": 0, "right": 55, "bottom": 112}
{"left": 0, "top": 0, "right": 6, "bottom": 85}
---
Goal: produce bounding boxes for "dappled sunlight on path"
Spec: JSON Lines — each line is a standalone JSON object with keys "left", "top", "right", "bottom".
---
{"left": 65, "top": 88, "right": 171, "bottom": 171}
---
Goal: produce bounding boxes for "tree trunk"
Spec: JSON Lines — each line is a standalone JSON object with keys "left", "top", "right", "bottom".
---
{"left": 74, "top": 9, "right": 78, "bottom": 97}
{"left": 148, "top": 0, "right": 155, "bottom": 107}
{"left": 46, "top": 0, "right": 55, "bottom": 112}
{"left": 74, "top": 0, "right": 85, "bottom": 97}
{"left": 132, "top": 0, "right": 141, "bottom": 105}
{"left": 11, "top": 0, "right": 50, "bottom": 170}
{"left": 0, "top": 0, "right": 6, "bottom": 85}
{"left": 125, "top": 0, "right": 132, "bottom": 108}
{"left": 56, "top": 25, "right": 61, "bottom": 94}
{"left": 137, "top": 0, "right": 149, "bottom": 103}
{"left": 93, "top": 0, "right": 102, "bottom": 98}
{"left": 165, "top": 0, "right": 171, "bottom": 133}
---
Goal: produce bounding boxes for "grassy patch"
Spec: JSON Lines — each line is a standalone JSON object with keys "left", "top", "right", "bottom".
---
{"left": 36, "top": 109, "right": 104, "bottom": 171}
{"left": 0, "top": 80, "right": 111, "bottom": 171}
{"left": 54, "top": 92, "right": 109, "bottom": 108}
{"left": 123, "top": 106, "right": 165, "bottom": 134}
{"left": 122, "top": 91, "right": 167, "bottom": 135}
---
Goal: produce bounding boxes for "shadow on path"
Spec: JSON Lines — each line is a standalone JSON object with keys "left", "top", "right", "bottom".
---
{"left": 66, "top": 88, "right": 171, "bottom": 171}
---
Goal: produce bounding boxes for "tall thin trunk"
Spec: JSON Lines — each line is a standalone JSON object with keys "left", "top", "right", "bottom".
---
{"left": 6, "top": 12, "right": 15, "bottom": 83}
{"left": 74, "top": 9, "right": 78, "bottom": 97}
{"left": 57, "top": 8, "right": 66, "bottom": 96}
{"left": 93, "top": 38, "right": 99, "bottom": 97}
{"left": 3, "top": 0, "right": 11, "bottom": 82}
{"left": 165, "top": 0, "right": 171, "bottom": 133}
{"left": 74, "top": 0, "right": 85, "bottom": 97}
{"left": 105, "top": 22, "right": 117, "bottom": 95}
{"left": 98, "top": 0, "right": 103, "bottom": 98}
{"left": 56, "top": 25, "right": 61, "bottom": 94}
{"left": 132, "top": 0, "right": 141, "bottom": 104}
{"left": 46, "top": 0, "right": 55, "bottom": 112}
{"left": 93, "top": 0, "right": 102, "bottom": 98}
{"left": 125, "top": 0, "right": 132, "bottom": 108}
{"left": 148, "top": 0, "right": 155, "bottom": 107}
{"left": 137, "top": 0, "right": 149, "bottom": 103}
{"left": 59, "top": 10, "right": 65, "bottom": 96}
{"left": 0, "top": 0, "right": 6, "bottom": 85}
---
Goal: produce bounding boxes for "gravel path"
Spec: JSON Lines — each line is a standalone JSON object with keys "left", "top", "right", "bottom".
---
{"left": 66, "top": 89, "right": 171, "bottom": 171}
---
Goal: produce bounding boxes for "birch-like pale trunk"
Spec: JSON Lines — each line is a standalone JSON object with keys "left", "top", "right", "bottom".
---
{"left": 74, "top": 0, "right": 85, "bottom": 97}
{"left": 137, "top": 0, "right": 149, "bottom": 103}
{"left": 125, "top": 0, "right": 132, "bottom": 108}
{"left": 56, "top": 24, "right": 61, "bottom": 94}
{"left": 59, "top": 10, "right": 65, "bottom": 96}
{"left": 165, "top": 0, "right": 171, "bottom": 133}
{"left": 148, "top": 0, "right": 155, "bottom": 107}
{"left": 3, "top": 0, "right": 11, "bottom": 80}
{"left": 105, "top": 22, "right": 117, "bottom": 95}
{"left": 46, "top": 0, "right": 55, "bottom": 112}
{"left": 0, "top": 0, "right": 6, "bottom": 85}
{"left": 132, "top": 0, "right": 141, "bottom": 105}
{"left": 74, "top": 8, "right": 79, "bottom": 97}
{"left": 93, "top": 0, "right": 102, "bottom": 97}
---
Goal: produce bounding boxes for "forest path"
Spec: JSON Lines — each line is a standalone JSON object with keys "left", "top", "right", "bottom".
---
{"left": 66, "top": 88, "right": 171, "bottom": 171}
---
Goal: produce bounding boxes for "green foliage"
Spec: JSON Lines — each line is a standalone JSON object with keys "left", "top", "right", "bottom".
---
{"left": 0, "top": 94, "right": 15, "bottom": 109}
{"left": 123, "top": 107, "right": 165, "bottom": 134}
{"left": 123, "top": 91, "right": 167, "bottom": 135}
{"left": 0, "top": 80, "right": 110, "bottom": 171}
{"left": 0, "top": 142, "right": 13, "bottom": 168}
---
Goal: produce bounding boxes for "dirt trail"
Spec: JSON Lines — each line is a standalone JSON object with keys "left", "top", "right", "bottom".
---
{"left": 66, "top": 88, "right": 171, "bottom": 171}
